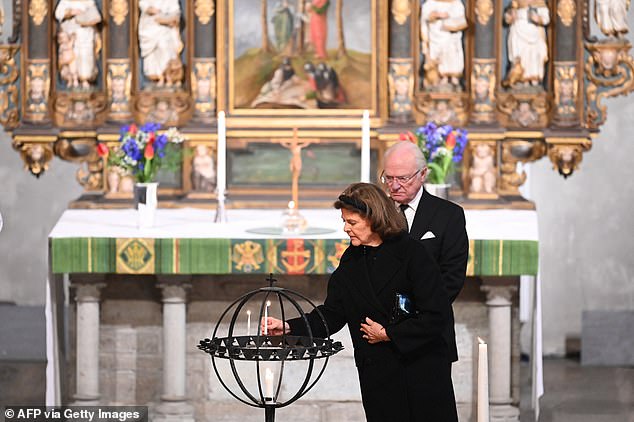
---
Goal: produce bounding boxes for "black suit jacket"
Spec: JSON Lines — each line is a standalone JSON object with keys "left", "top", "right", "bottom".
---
{"left": 409, "top": 189, "right": 469, "bottom": 362}
{"left": 289, "top": 234, "right": 458, "bottom": 422}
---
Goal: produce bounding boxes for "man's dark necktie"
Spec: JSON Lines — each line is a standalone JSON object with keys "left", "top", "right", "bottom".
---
{"left": 399, "top": 204, "right": 409, "bottom": 231}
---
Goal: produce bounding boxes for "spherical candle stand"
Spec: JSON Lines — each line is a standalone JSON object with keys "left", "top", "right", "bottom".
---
{"left": 198, "top": 274, "right": 343, "bottom": 422}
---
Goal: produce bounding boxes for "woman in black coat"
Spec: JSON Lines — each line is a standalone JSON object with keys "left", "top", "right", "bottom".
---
{"left": 264, "top": 183, "right": 458, "bottom": 422}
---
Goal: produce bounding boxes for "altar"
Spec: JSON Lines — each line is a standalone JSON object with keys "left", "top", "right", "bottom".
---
{"left": 47, "top": 207, "right": 539, "bottom": 421}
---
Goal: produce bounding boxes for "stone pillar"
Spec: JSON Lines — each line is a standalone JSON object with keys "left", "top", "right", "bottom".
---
{"left": 155, "top": 281, "right": 194, "bottom": 422}
{"left": 481, "top": 285, "right": 519, "bottom": 422}
{"left": 387, "top": 0, "right": 414, "bottom": 123}
{"left": 470, "top": 0, "right": 497, "bottom": 124}
{"left": 72, "top": 283, "right": 105, "bottom": 405}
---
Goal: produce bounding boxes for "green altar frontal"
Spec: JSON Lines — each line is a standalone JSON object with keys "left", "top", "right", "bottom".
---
{"left": 51, "top": 237, "right": 538, "bottom": 277}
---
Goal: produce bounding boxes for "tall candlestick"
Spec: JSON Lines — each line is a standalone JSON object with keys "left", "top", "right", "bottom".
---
{"left": 217, "top": 111, "right": 227, "bottom": 196}
{"left": 246, "top": 310, "right": 251, "bottom": 337}
{"left": 264, "top": 301, "right": 270, "bottom": 336}
{"left": 264, "top": 367, "right": 274, "bottom": 399}
{"left": 361, "top": 110, "right": 371, "bottom": 182}
{"left": 477, "top": 337, "right": 490, "bottom": 422}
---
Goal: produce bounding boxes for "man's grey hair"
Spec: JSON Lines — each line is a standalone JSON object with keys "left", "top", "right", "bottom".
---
{"left": 384, "top": 141, "right": 427, "bottom": 170}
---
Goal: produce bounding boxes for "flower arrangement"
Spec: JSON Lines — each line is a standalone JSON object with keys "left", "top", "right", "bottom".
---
{"left": 400, "top": 122, "right": 468, "bottom": 185}
{"left": 97, "top": 123, "right": 184, "bottom": 183}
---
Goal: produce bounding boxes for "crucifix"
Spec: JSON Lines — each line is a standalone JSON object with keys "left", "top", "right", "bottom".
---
{"left": 277, "top": 128, "right": 318, "bottom": 209}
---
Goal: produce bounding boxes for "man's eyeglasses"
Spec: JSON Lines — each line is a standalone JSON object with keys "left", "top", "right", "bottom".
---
{"left": 380, "top": 168, "right": 423, "bottom": 185}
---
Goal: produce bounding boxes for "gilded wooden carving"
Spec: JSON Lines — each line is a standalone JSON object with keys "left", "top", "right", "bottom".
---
{"left": 557, "top": 0, "right": 576, "bottom": 26}
{"left": 28, "top": 0, "right": 48, "bottom": 26}
{"left": 388, "top": 59, "right": 414, "bottom": 122}
{"left": 53, "top": 92, "right": 108, "bottom": 128}
{"left": 54, "top": 138, "right": 104, "bottom": 190}
{"left": 13, "top": 141, "right": 54, "bottom": 177}
{"left": 547, "top": 142, "right": 590, "bottom": 178}
{"left": 24, "top": 62, "right": 50, "bottom": 122}
{"left": 107, "top": 61, "right": 132, "bottom": 121}
{"left": 195, "top": 0, "right": 215, "bottom": 25}
{"left": 391, "top": 0, "right": 411, "bottom": 25}
{"left": 109, "top": 0, "right": 129, "bottom": 26}
{"left": 475, "top": 0, "right": 494, "bottom": 25}
{"left": 470, "top": 60, "right": 496, "bottom": 124}
{"left": 499, "top": 140, "right": 546, "bottom": 195}
{"left": 553, "top": 63, "right": 579, "bottom": 126}
{"left": 134, "top": 93, "right": 193, "bottom": 127}
{"left": 465, "top": 140, "right": 499, "bottom": 199}
{"left": 0, "top": 45, "right": 20, "bottom": 129}
{"left": 417, "top": 92, "right": 468, "bottom": 126}
{"left": 585, "top": 41, "right": 634, "bottom": 129}
{"left": 192, "top": 60, "right": 216, "bottom": 118}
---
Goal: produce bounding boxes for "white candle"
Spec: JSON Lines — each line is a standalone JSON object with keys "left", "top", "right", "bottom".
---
{"left": 360, "top": 110, "right": 371, "bottom": 182}
{"left": 264, "top": 301, "right": 271, "bottom": 336}
{"left": 246, "top": 310, "right": 251, "bottom": 337}
{"left": 216, "top": 111, "right": 227, "bottom": 196}
{"left": 477, "top": 337, "right": 490, "bottom": 422}
{"left": 264, "top": 367, "right": 274, "bottom": 399}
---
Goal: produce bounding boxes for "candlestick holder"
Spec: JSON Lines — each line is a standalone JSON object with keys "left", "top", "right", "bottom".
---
{"left": 281, "top": 202, "right": 307, "bottom": 234}
{"left": 198, "top": 274, "right": 343, "bottom": 422}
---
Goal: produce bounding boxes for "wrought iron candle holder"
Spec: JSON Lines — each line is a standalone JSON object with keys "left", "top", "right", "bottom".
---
{"left": 198, "top": 274, "right": 343, "bottom": 422}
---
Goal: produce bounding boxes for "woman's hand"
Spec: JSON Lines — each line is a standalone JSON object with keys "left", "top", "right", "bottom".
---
{"left": 360, "top": 317, "right": 389, "bottom": 344}
{"left": 261, "top": 317, "right": 290, "bottom": 336}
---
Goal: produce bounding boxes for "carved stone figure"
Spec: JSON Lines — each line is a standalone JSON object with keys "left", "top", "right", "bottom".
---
{"left": 595, "top": 0, "right": 629, "bottom": 38}
{"left": 503, "top": 0, "right": 550, "bottom": 87}
{"left": 138, "top": 0, "right": 183, "bottom": 87}
{"left": 469, "top": 143, "right": 497, "bottom": 194}
{"left": 420, "top": 0, "right": 467, "bottom": 89}
{"left": 191, "top": 144, "right": 216, "bottom": 192}
{"left": 55, "top": 0, "right": 102, "bottom": 89}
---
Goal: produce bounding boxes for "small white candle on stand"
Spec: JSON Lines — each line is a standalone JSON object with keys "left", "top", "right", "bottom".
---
{"left": 216, "top": 111, "right": 227, "bottom": 196}
{"left": 264, "top": 301, "right": 271, "bottom": 336}
{"left": 360, "top": 110, "right": 370, "bottom": 182}
{"left": 264, "top": 367, "right": 275, "bottom": 399}
{"left": 477, "top": 337, "right": 490, "bottom": 422}
{"left": 246, "top": 310, "right": 251, "bottom": 337}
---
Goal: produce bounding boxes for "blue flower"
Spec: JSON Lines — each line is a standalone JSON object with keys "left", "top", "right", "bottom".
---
{"left": 141, "top": 122, "right": 161, "bottom": 133}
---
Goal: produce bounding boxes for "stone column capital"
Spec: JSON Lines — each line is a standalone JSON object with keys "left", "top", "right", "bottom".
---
{"left": 157, "top": 282, "right": 191, "bottom": 304}
{"left": 73, "top": 283, "right": 106, "bottom": 303}
{"left": 481, "top": 285, "right": 517, "bottom": 306}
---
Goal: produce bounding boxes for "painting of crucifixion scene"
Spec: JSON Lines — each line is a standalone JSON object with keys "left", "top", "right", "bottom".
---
{"left": 231, "top": 0, "right": 373, "bottom": 110}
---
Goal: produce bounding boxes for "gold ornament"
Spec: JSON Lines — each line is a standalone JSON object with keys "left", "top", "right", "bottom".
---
{"left": 195, "top": 0, "right": 215, "bottom": 25}
{"left": 557, "top": 0, "right": 576, "bottom": 26}
{"left": 110, "top": 0, "right": 129, "bottom": 26}
{"left": 29, "top": 0, "right": 48, "bottom": 26}
{"left": 475, "top": 0, "right": 494, "bottom": 25}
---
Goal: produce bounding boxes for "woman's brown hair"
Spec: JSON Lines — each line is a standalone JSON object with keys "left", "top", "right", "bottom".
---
{"left": 334, "top": 182, "right": 406, "bottom": 240}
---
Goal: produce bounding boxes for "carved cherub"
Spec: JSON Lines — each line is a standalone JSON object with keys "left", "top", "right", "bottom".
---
{"left": 469, "top": 143, "right": 497, "bottom": 194}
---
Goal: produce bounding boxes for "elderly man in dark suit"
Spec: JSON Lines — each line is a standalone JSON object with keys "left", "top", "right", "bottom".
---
{"left": 382, "top": 141, "right": 469, "bottom": 363}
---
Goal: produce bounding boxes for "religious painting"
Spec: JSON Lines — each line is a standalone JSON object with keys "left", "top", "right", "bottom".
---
{"left": 228, "top": 0, "right": 376, "bottom": 114}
